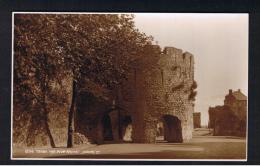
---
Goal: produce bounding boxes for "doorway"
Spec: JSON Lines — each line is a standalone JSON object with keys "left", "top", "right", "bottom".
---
{"left": 102, "top": 114, "right": 113, "bottom": 141}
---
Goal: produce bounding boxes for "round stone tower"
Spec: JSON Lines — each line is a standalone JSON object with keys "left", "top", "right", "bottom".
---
{"left": 120, "top": 46, "right": 195, "bottom": 143}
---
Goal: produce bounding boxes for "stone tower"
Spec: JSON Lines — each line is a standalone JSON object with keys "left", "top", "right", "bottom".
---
{"left": 119, "top": 46, "right": 196, "bottom": 143}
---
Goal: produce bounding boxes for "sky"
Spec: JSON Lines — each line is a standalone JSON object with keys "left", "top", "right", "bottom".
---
{"left": 133, "top": 13, "right": 248, "bottom": 125}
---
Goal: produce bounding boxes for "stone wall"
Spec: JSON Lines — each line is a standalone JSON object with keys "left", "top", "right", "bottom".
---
{"left": 73, "top": 46, "right": 196, "bottom": 144}
{"left": 193, "top": 112, "right": 201, "bottom": 128}
{"left": 120, "top": 46, "right": 195, "bottom": 143}
{"left": 13, "top": 45, "right": 196, "bottom": 146}
{"left": 208, "top": 106, "right": 246, "bottom": 137}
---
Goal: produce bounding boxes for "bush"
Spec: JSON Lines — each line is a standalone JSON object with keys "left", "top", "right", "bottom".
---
{"left": 189, "top": 81, "right": 197, "bottom": 101}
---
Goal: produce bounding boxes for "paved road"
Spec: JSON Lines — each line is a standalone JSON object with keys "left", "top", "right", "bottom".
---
{"left": 13, "top": 135, "right": 246, "bottom": 160}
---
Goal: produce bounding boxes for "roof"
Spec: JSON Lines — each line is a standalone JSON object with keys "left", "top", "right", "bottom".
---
{"left": 232, "top": 90, "right": 247, "bottom": 101}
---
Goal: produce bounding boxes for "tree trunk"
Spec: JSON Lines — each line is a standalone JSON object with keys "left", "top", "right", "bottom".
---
{"left": 42, "top": 55, "right": 56, "bottom": 148}
{"left": 67, "top": 80, "right": 77, "bottom": 148}
{"left": 42, "top": 93, "right": 55, "bottom": 147}
{"left": 43, "top": 108, "right": 56, "bottom": 148}
{"left": 26, "top": 108, "right": 55, "bottom": 147}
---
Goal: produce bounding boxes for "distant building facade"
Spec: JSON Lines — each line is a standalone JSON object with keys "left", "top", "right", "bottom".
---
{"left": 193, "top": 112, "right": 201, "bottom": 128}
{"left": 224, "top": 89, "right": 247, "bottom": 120}
{"left": 208, "top": 89, "right": 247, "bottom": 137}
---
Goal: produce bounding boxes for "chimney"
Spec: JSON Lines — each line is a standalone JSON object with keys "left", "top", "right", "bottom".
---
{"left": 238, "top": 89, "right": 241, "bottom": 92}
{"left": 229, "top": 89, "right": 232, "bottom": 95}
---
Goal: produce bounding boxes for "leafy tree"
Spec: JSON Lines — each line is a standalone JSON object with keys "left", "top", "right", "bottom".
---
{"left": 14, "top": 14, "right": 153, "bottom": 147}
{"left": 189, "top": 81, "right": 198, "bottom": 102}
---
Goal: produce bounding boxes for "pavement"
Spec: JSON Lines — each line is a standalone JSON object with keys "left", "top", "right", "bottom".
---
{"left": 12, "top": 128, "right": 246, "bottom": 160}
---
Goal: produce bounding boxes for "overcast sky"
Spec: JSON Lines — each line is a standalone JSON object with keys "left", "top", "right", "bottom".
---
{"left": 133, "top": 13, "right": 248, "bottom": 125}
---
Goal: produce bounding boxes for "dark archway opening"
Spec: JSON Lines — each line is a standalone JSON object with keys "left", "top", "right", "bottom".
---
{"left": 163, "top": 115, "right": 183, "bottom": 142}
{"left": 102, "top": 114, "right": 113, "bottom": 141}
{"left": 75, "top": 91, "right": 108, "bottom": 144}
{"left": 156, "top": 115, "right": 183, "bottom": 143}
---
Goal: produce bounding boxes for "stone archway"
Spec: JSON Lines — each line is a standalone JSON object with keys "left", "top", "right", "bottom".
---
{"left": 122, "top": 116, "right": 133, "bottom": 141}
{"left": 162, "top": 115, "right": 183, "bottom": 143}
{"left": 156, "top": 120, "right": 165, "bottom": 142}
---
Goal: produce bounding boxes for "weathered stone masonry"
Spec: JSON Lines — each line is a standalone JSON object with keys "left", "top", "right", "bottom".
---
{"left": 120, "top": 46, "right": 195, "bottom": 143}
{"left": 13, "top": 46, "right": 196, "bottom": 147}
{"left": 76, "top": 46, "right": 196, "bottom": 144}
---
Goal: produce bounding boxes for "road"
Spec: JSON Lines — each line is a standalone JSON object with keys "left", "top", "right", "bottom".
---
{"left": 13, "top": 135, "right": 246, "bottom": 160}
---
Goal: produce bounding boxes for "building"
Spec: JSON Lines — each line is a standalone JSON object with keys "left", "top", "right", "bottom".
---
{"left": 208, "top": 89, "right": 247, "bottom": 137}
{"left": 224, "top": 89, "right": 247, "bottom": 120}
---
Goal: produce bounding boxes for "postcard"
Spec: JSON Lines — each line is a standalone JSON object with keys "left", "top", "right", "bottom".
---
{"left": 11, "top": 12, "right": 248, "bottom": 161}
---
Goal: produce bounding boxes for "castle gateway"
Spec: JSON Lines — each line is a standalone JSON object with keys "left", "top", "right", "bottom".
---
{"left": 75, "top": 46, "right": 196, "bottom": 144}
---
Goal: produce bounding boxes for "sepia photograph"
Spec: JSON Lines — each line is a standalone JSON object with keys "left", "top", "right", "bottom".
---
{"left": 11, "top": 13, "right": 248, "bottom": 160}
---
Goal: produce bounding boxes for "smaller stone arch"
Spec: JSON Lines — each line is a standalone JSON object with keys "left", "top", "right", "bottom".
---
{"left": 156, "top": 120, "right": 165, "bottom": 142}
{"left": 122, "top": 115, "right": 133, "bottom": 142}
{"left": 161, "top": 115, "right": 183, "bottom": 143}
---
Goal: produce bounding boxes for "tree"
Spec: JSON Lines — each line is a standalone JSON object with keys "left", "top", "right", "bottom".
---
{"left": 14, "top": 15, "right": 68, "bottom": 147}
{"left": 14, "top": 14, "right": 153, "bottom": 148}
{"left": 189, "top": 81, "right": 198, "bottom": 102}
